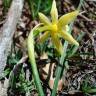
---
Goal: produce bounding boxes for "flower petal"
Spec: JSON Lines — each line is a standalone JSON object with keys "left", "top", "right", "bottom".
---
{"left": 38, "top": 25, "right": 51, "bottom": 32}
{"left": 58, "top": 11, "right": 79, "bottom": 29}
{"left": 38, "top": 31, "right": 50, "bottom": 43}
{"left": 38, "top": 12, "right": 51, "bottom": 25}
{"left": 60, "top": 30, "right": 79, "bottom": 46}
{"left": 51, "top": 33, "right": 63, "bottom": 54}
{"left": 50, "top": 0, "right": 58, "bottom": 24}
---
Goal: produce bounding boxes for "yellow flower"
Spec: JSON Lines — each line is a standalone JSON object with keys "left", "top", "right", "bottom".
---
{"left": 38, "top": 0, "right": 79, "bottom": 54}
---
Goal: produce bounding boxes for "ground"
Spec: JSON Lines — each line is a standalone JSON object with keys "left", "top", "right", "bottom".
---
{"left": 0, "top": 0, "right": 96, "bottom": 96}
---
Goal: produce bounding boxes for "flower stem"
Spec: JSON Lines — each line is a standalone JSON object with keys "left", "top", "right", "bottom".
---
{"left": 51, "top": 0, "right": 84, "bottom": 96}
{"left": 51, "top": 41, "right": 68, "bottom": 96}
{"left": 27, "top": 24, "right": 44, "bottom": 96}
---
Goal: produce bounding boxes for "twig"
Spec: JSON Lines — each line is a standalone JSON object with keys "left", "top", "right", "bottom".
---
{"left": 79, "top": 14, "right": 92, "bottom": 21}
{"left": 0, "top": 0, "right": 24, "bottom": 76}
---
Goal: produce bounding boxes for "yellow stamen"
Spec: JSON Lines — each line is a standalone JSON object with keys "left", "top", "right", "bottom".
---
{"left": 52, "top": 24, "right": 58, "bottom": 32}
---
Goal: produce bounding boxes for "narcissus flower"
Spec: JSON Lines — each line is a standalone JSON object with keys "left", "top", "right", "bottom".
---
{"left": 38, "top": 0, "right": 79, "bottom": 54}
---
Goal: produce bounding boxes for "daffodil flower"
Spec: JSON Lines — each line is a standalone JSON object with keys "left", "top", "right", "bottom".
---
{"left": 38, "top": 0, "right": 79, "bottom": 54}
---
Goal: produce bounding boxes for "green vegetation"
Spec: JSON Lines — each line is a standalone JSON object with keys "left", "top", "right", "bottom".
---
{"left": 0, "top": 0, "right": 95, "bottom": 96}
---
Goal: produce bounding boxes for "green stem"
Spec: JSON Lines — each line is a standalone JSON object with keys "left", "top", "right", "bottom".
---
{"left": 27, "top": 0, "right": 35, "bottom": 19}
{"left": 35, "top": 0, "right": 41, "bottom": 17}
{"left": 3, "top": 0, "right": 12, "bottom": 13}
{"left": 27, "top": 0, "right": 41, "bottom": 19}
{"left": 51, "top": 39, "right": 69, "bottom": 96}
{"left": 27, "top": 24, "right": 44, "bottom": 96}
{"left": 85, "top": 88, "right": 96, "bottom": 93}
